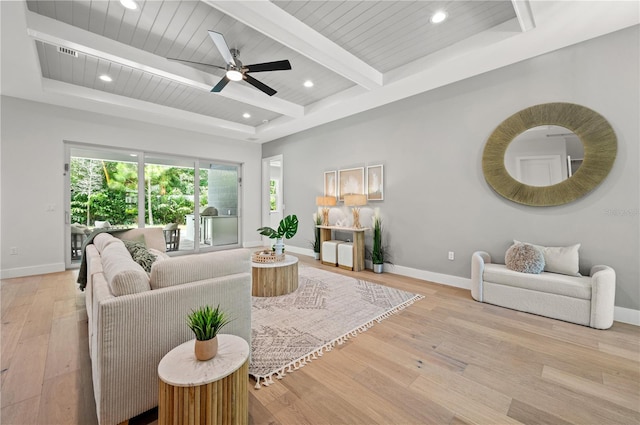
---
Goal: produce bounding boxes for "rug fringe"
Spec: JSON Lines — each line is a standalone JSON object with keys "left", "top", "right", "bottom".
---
{"left": 250, "top": 293, "right": 425, "bottom": 389}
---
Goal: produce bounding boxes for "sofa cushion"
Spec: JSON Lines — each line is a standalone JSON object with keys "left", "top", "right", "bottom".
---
{"left": 483, "top": 263, "right": 591, "bottom": 300}
{"left": 122, "top": 240, "right": 157, "bottom": 273}
{"left": 150, "top": 249, "right": 250, "bottom": 289}
{"left": 101, "top": 241, "right": 150, "bottom": 296}
{"left": 514, "top": 240, "right": 580, "bottom": 276}
{"left": 93, "top": 233, "right": 121, "bottom": 253}
{"left": 117, "top": 228, "right": 166, "bottom": 253}
{"left": 505, "top": 243, "right": 545, "bottom": 274}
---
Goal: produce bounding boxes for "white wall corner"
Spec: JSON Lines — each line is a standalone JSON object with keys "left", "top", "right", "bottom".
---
{"left": 0, "top": 263, "right": 65, "bottom": 279}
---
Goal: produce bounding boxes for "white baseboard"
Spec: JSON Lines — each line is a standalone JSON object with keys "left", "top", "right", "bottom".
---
{"left": 0, "top": 263, "right": 65, "bottom": 279}
{"left": 389, "top": 264, "right": 471, "bottom": 290}
{"left": 613, "top": 306, "right": 640, "bottom": 326}
{"left": 284, "top": 245, "right": 315, "bottom": 257}
{"left": 243, "top": 240, "right": 265, "bottom": 248}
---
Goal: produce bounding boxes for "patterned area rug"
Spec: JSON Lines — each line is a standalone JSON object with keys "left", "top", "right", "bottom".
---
{"left": 250, "top": 265, "right": 423, "bottom": 388}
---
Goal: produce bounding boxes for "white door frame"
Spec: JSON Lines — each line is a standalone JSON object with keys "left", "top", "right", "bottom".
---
{"left": 261, "top": 155, "right": 283, "bottom": 246}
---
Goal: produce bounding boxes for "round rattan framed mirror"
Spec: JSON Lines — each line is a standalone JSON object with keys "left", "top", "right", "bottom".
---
{"left": 482, "top": 102, "right": 617, "bottom": 206}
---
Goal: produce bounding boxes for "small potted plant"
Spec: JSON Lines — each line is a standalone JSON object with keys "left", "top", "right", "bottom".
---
{"left": 187, "top": 304, "right": 231, "bottom": 361}
{"left": 257, "top": 214, "right": 299, "bottom": 255}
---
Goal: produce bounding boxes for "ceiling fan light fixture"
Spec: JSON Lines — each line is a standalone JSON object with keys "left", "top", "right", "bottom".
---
{"left": 226, "top": 69, "right": 243, "bottom": 81}
{"left": 430, "top": 10, "right": 447, "bottom": 24}
{"left": 119, "top": 0, "right": 139, "bottom": 10}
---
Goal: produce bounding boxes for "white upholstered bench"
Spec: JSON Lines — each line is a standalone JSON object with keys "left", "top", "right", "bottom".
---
{"left": 471, "top": 251, "right": 616, "bottom": 329}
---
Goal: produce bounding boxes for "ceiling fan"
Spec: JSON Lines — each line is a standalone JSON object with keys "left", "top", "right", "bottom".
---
{"left": 168, "top": 31, "right": 291, "bottom": 96}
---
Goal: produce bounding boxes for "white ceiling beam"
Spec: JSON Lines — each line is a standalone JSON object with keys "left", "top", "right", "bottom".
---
{"left": 512, "top": 0, "right": 536, "bottom": 32}
{"left": 204, "top": 0, "right": 383, "bottom": 90}
{"left": 42, "top": 78, "right": 256, "bottom": 137}
{"left": 24, "top": 10, "right": 304, "bottom": 118}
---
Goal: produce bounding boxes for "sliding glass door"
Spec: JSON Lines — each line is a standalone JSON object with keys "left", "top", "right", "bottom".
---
{"left": 65, "top": 144, "right": 241, "bottom": 267}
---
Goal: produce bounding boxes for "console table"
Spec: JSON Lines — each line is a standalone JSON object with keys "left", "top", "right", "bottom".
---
{"left": 157, "top": 335, "right": 249, "bottom": 425}
{"left": 317, "top": 226, "right": 369, "bottom": 272}
{"left": 251, "top": 255, "right": 299, "bottom": 296}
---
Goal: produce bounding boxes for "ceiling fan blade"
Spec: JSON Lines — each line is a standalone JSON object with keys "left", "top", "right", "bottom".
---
{"left": 245, "top": 60, "right": 292, "bottom": 73}
{"left": 211, "top": 76, "right": 230, "bottom": 93}
{"left": 208, "top": 30, "right": 235, "bottom": 66}
{"left": 166, "top": 57, "right": 225, "bottom": 70}
{"left": 244, "top": 74, "right": 277, "bottom": 96}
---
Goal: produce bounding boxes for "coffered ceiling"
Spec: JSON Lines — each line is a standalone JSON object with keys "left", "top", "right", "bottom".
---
{"left": 1, "top": 1, "right": 638, "bottom": 143}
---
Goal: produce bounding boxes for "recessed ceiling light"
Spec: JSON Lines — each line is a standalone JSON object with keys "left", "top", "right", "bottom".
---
{"left": 430, "top": 10, "right": 447, "bottom": 24}
{"left": 99, "top": 74, "right": 112, "bottom": 82}
{"left": 243, "top": 113, "right": 251, "bottom": 119}
{"left": 303, "top": 80, "right": 314, "bottom": 88}
{"left": 120, "top": 0, "right": 139, "bottom": 10}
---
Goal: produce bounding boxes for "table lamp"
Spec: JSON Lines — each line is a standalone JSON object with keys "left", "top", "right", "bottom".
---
{"left": 344, "top": 194, "right": 367, "bottom": 229}
{"left": 316, "top": 196, "right": 337, "bottom": 226}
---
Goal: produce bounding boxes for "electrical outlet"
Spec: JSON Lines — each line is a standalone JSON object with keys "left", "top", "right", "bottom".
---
{"left": 448, "top": 251, "right": 455, "bottom": 260}
{"left": 10, "top": 247, "right": 18, "bottom": 255}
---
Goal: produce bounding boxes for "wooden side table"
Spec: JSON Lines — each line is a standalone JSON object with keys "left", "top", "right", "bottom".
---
{"left": 251, "top": 255, "right": 299, "bottom": 297}
{"left": 158, "top": 334, "right": 249, "bottom": 425}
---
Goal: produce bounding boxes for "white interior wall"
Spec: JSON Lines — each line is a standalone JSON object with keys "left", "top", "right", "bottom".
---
{"left": 0, "top": 97, "right": 263, "bottom": 278}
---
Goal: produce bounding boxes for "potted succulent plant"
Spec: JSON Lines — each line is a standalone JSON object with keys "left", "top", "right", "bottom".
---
{"left": 257, "top": 214, "right": 299, "bottom": 255}
{"left": 187, "top": 304, "right": 231, "bottom": 361}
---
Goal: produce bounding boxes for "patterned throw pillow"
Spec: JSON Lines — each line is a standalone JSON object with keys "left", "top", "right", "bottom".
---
{"left": 505, "top": 243, "right": 545, "bottom": 274}
{"left": 122, "top": 240, "right": 157, "bottom": 273}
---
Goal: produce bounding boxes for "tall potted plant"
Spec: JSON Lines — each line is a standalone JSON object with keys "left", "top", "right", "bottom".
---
{"left": 311, "top": 213, "right": 322, "bottom": 259}
{"left": 187, "top": 304, "right": 231, "bottom": 361}
{"left": 371, "top": 209, "right": 389, "bottom": 273}
{"left": 257, "top": 214, "right": 299, "bottom": 255}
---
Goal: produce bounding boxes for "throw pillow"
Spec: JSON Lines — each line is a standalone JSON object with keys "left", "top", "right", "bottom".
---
{"left": 505, "top": 243, "right": 545, "bottom": 274}
{"left": 122, "top": 240, "right": 157, "bottom": 273}
{"left": 513, "top": 240, "right": 580, "bottom": 276}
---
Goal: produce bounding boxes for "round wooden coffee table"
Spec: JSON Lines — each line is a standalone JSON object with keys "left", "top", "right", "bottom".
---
{"left": 157, "top": 334, "right": 249, "bottom": 425}
{"left": 251, "top": 255, "right": 299, "bottom": 297}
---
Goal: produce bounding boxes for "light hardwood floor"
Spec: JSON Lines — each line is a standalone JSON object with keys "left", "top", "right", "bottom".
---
{"left": 2, "top": 254, "right": 639, "bottom": 424}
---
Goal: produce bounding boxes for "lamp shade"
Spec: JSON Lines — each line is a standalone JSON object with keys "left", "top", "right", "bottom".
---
{"left": 344, "top": 194, "right": 367, "bottom": 207}
{"left": 316, "top": 196, "right": 337, "bottom": 206}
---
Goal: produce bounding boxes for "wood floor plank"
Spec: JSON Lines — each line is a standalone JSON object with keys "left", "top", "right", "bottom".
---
{"left": 37, "top": 370, "right": 92, "bottom": 423}
{"left": 541, "top": 365, "right": 640, "bottom": 413}
{"left": 43, "top": 313, "right": 81, "bottom": 380}
{"left": 0, "top": 395, "right": 41, "bottom": 425}
{"left": 0, "top": 333, "right": 49, "bottom": 408}
{"left": 409, "top": 375, "right": 521, "bottom": 425}
{"left": 507, "top": 399, "right": 574, "bottom": 425}
{"left": 351, "top": 365, "right": 456, "bottom": 424}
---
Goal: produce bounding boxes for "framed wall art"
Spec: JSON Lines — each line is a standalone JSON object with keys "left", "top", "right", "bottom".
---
{"left": 367, "top": 164, "right": 384, "bottom": 201}
{"left": 338, "top": 167, "right": 364, "bottom": 201}
{"left": 324, "top": 171, "right": 337, "bottom": 199}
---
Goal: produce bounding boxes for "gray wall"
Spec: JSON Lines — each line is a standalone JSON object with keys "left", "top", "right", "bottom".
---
{"left": 263, "top": 26, "right": 640, "bottom": 310}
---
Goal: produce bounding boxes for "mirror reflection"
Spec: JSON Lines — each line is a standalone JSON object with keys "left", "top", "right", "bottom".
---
{"left": 504, "top": 125, "right": 584, "bottom": 187}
